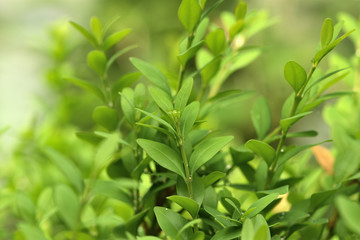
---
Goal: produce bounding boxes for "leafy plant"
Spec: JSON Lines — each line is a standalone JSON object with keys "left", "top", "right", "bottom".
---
{"left": 0, "top": 1, "right": 359, "bottom": 240}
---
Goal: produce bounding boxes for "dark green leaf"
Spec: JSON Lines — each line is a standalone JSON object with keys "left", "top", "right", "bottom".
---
{"left": 44, "top": 148, "right": 84, "bottom": 194}
{"left": 90, "top": 180, "right": 132, "bottom": 205}
{"left": 245, "top": 139, "right": 275, "bottom": 166}
{"left": 54, "top": 184, "right": 80, "bottom": 230}
{"left": 178, "top": 0, "right": 202, "bottom": 34}
{"left": 126, "top": 209, "right": 149, "bottom": 235}
{"left": 251, "top": 96, "right": 271, "bottom": 140}
{"left": 205, "top": 29, "right": 226, "bottom": 56}
{"left": 335, "top": 196, "right": 360, "bottom": 235}
{"left": 309, "top": 189, "right": 336, "bottom": 212}
{"left": 103, "top": 28, "right": 131, "bottom": 51}
{"left": 87, "top": 50, "right": 107, "bottom": 77}
{"left": 112, "top": 72, "right": 141, "bottom": 98}
{"left": 189, "top": 136, "right": 233, "bottom": 174}
{"left": 130, "top": 57, "right": 171, "bottom": 95}
{"left": 149, "top": 86, "right": 173, "bottom": 112}
{"left": 137, "top": 139, "right": 185, "bottom": 179}
{"left": 284, "top": 61, "right": 307, "bottom": 93}
{"left": 320, "top": 18, "right": 334, "bottom": 48}
{"left": 167, "top": 195, "right": 199, "bottom": 218}
{"left": 202, "top": 171, "right": 226, "bottom": 188}
{"left": 175, "top": 78, "right": 193, "bottom": 112}
{"left": 65, "top": 77, "right": 105, "bottom": 102}
{"left": 180, "top": 101, "right": 200, "bottom": 137}
{"left": 75, "top": 131, "right": 102, "bottom": 145}
{"left": 154, "top": 207, "right": 191, "bottom": 240}
{"left": 92, "top": 106, "right": 118, "bottom": 131}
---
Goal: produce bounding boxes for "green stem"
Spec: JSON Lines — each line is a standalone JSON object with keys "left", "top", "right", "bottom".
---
{"left": 179, "top": 141, "right": 193, "bottom": 199}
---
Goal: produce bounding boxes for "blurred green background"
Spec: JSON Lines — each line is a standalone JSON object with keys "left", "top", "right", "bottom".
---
{"left": 1, "top": 0, "right": 359, "bottom": 154}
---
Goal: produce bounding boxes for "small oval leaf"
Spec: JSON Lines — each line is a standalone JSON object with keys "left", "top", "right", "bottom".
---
{"left": 284, "top": 61, "right": 307, "bottom": 93}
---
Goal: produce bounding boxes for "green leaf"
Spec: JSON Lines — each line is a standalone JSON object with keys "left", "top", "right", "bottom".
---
{"left": 175, "top": 78, "right": 193, "bottom": 112}
{"left": 134, "top": 83, "right": 147, "bottom": 109}
{"left": 199, "top": 0, "right": 207, "bottom": 9}
{"left": 257, "top": 185, "right": 288, "bottom": 195}
{"left": 103, "top": 28, "right": 131, "bottom": 51}
{"left": 335, "top": 195, "right": 360, "bottom": 235}
{"left": 201, "top": 57, "right": 221, "bottom": 84}
{"left": 202, "top": 171, "right": 226, "bottom": 188}
{"left": 211, "top": 226, "right": 242, "bottom": 240}
{"left": 189, "top": 136, "right": 233, "bottom": 174}
{"left": 92, "top": 106, "right": 119, "bottom": 131}
{"left": 87, "top": 50, "right": 107, "bottom": 77}
{"left": 242, "top": 218, "right": 255, "bottom": 240}
{"left": 245, "top": 139, "right": 275, "bottom": 166}
{"left": 137, "top": 139, "right": 185, "bottom": 179}
{"left": 106, "top": 45, "right": 138, "bottom": 72}
{"left": 54, "top": 184, "right": 80, "bottom": 230}
{"left": 253, "top": 215, "right": 271, "bottom": 240}
{"left": 90, "top": 180, "right": 132, "bottom": 205}
{"left": 313, "top": 29, "right": 354, "bottom": 64}
{"left": 320, "top": 18, "right": 334, "bottom": 48}
{"left": 75, "top": 132, "right": 102, "bottom": 145}
{"left": 229, "top": 20, "right": 244, "bottom": 40}
{"left": 284, "top": 61, "right": 307, "bottom": 93}
{"left": 120, "top": 87, "right": 135, "bottom": 124}
{"left": 136, "top": 108, "right": 176, "bottom": 134}
{"left": 19, "top": 223, "right": 47, "bottom": 240}
{"left": 90, "top": 16, "right": 103, "bottom": 45}
{"left": 245, "top": 193, "right": 279, "bottom": 218}
{"left": 130, "top": 57, "right": 171, "bottom": 95}
{"left": 65, "top": 77, "right": 105, "bottom": 102}
{"left": 205, "top": 29, "right": 226, "bottom": 56}
{"left": 16, "top": 193, "right": 36, "bottom": 224}
{"left": 178, "top": 40, "right": 204, "bottom": 66}
{"left": 251, "top": 96, "right": 271, "bottom": 140}
{"left": 280, "top": 111, "right": 312, "bottom": 132}
{"left": 154, "top": 207, "right": 191, "bottom": 240}
{"left": 309, "top": 189, "right": 336, "bottom": 212}
{"left": 149, "top": 86, "right": 173, "bottom": 112}
{"left": 230, "top": 146, "right": 254, "bottom": 165}
{"left": 178, "top": 0, "right": 202, "bottom": 34}
{"left": 69, "top": 21, "right": 97, "bottom": 47}
{"left": 167, "top": 195, "right": 199, "bottom": 218}
{"left": 180, "top": 101, "right": 200, "bottom": 137}
{"left": 94, "top": 133, "right": 119, "bottom": 171}
{"left": 126, "top": 210, "right": 150, "bottom": 235}
{"left": 235, "top": 1, "right": 247, "bottom": 20}
{"left": 112, "top": 72, "right": 141, "bottom": 98}
{"left": 44, "top": 148, "right": 84, "bottom": 194}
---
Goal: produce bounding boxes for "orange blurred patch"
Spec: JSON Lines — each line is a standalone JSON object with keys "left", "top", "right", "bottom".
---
{"left": 311, "top": 145, "right": 334, "bottom": 175}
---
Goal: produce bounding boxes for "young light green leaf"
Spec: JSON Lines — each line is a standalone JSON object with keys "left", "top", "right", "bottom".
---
{"left": 19, "top": 223, "right": 47, "bottom": 240}
{"left": 245, "top": 193, "right": 279, "bottom": 218}
{"left": 320, "top": 18, "right": 334, "bottom": 48}
{"left": 235, "top": 1, "right": 247, "bottom": 20}
{"left": 178, "top": 40, "right": 204, "bottom": 66}
{"left": 90, "top": 16, "right": 103, "bottom": 45}
{"left": 242, "top": 218, "right": 255, "bottom": 240}
{"left": 251, "top": 96, "right": 271, "bottom": 140}
{"left": 103, "top": 28, "right": 131, "bottom": 51}
{"left": 205, "top": 29, "right": 226, "bottom": 56}
{"left": 65, "top": 77, "right": 105, "bottom": 103}
{"left": 335, "top": 195, "right": 360, "bottom": 235}
{"left": 137, "top": 139, "right": 185, "bottom": 179}
{"left": 245, "top": 139, "right": 275, "bottom": 166}
{"left": 149, "top": 86, "right": 173, "bottom": 112}
{"left": 167, "top": 195, "right": 199, "bottom": 219}
{"left": 154, "top": 207, "right": 191, "bottom": 240}
{"left": 253, "top": 215, "right": 271, "bottom": 240}
{"left": 92, "top": 106, "right": 119, "bottom": 131}
{"left": 189, "top": 136, "right": 233, "bottom": 174}
{"left": 229, "top": 19, "right": 244, "bottom": 40}
{"left": 16, "top": 193, "right": 36, "bottom": 224}
{"left": 44, "top": 148, "right": 84, "bottom": 194}
{"left": 178, "top": 0, "right": 202, "bottom": 34}
{"left": 284, "top": 61, "right": 307, "bottom": 93}
{"left": 199, "top": 0, "right": 207, "bottom": 9}
{"left": 313, "top": 29, "right": 354, "bottom": 64}
{"left": 211, "top": 226, "right": 242, "bottom": 240}
{"left": 54, "top": 184, "right": 80, "bottom": 230}
{"left": 130, "top": 57, "right": 171, "bottom": 95}
{"left": 87, "top": 50, "right": 107, "bottom": 77}
{"left": 180, "top": 101, "right": 200, "bottom": 137}
{"left": 175, "top": 78, "right": 193, "bottom": 111}
{"left": 280, "top": 111, "right": 312, "bottom": 132}
{"left": 257, "top": 185, "right": 289, "bottom": 195}
{"left": 201, "top": 57, "right": 221, "bottom": 84}
{"left": 120, "top": 87, "right": 135, "bottom": 124}
{"left": 69, "top": 21, "right": 97, "bottom": 47}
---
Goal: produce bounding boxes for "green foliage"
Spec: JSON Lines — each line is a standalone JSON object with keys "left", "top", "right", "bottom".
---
{"left": 1, "top": 2, "right": 359, "bottom": 240}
